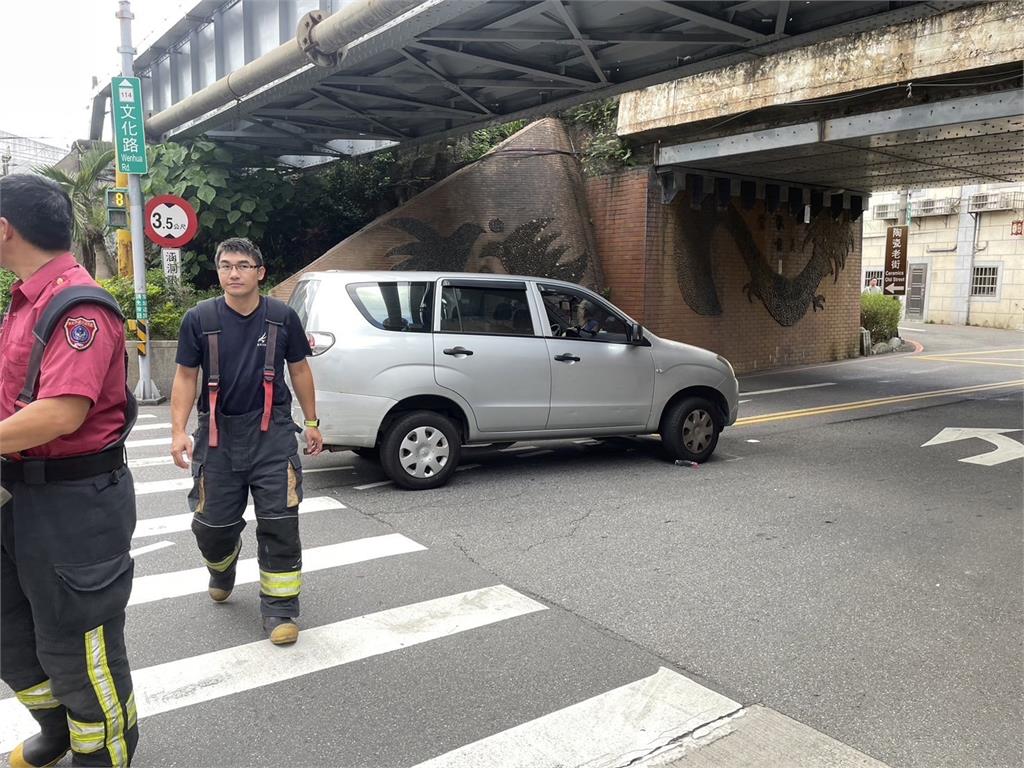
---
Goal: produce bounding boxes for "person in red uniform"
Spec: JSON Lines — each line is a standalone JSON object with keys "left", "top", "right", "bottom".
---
{"left": 0, "top": 174, "right": 139, "bottom": 767}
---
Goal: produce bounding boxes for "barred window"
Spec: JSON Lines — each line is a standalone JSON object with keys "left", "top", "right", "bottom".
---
{"left": 864, "top": 270, "right": 883, "bottom": 287}
{"left": 971, "top": 267, "right": 999, "bottom": 297}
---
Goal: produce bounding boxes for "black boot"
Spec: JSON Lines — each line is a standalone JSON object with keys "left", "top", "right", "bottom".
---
{"left": 208, "top": 565, "right": 236, "bottom": 603}
{"left": 9, "top": 706, "right": 70, "bottom": 768}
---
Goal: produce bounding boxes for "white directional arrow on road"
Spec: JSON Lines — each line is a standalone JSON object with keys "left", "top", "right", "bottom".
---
{"left": 922, "top": 428, "right": 1024, "bottom": 466}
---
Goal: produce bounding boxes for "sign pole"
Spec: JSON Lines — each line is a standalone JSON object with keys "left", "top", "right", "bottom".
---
{"left": 116, "top": 0, "right": 161, "bottom": 402}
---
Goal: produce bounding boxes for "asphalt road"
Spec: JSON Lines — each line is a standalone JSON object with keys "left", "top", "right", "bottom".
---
{"left": 2, "top": 321, "right": 1021, "bottom": 767}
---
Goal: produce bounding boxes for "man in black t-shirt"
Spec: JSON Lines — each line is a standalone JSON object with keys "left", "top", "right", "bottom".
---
{"left": 169, "top": 238, "right": 323, "bottom": 646}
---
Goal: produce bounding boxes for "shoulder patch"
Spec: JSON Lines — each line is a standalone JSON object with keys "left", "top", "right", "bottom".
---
{"left": 64, "top": 316, "right": 99, "bottom": 350}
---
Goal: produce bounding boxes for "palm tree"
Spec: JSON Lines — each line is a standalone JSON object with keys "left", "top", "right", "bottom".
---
{"left": 37, "top": 148, "right": 115, "bottom": 277}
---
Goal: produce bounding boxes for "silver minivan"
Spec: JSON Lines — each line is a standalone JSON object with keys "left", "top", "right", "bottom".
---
{"left": 289, "top": 271, "right": 739, "bottom": 489}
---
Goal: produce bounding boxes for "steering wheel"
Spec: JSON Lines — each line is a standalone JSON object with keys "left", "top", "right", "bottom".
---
{"left": 550, "top": 322, "right": 563, "bottom": 336}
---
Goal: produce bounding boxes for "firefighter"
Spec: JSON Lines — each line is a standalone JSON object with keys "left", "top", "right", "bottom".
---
{"left": 0, "top": 174, "right": 139, "bottom": 767}
{"left": 169, "top": 237, "right": 322, "bottom": 646}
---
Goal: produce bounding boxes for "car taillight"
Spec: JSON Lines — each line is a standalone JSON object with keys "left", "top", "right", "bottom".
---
{"left": 307, "top": 332, "right": 335, "bottom": 356}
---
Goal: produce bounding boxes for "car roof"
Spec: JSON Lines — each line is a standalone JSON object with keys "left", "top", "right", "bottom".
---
{"left": 296, "top": 270, "right": 585, "bottom": 291}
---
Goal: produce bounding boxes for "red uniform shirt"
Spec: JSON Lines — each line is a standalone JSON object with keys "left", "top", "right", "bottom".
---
{"left": 0, "top": 253, "right": 127, "bottom": 458}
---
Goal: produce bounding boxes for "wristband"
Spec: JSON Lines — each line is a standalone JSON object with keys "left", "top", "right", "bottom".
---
{"left": 303, "top": 418, "right": 320, "bottom": 428}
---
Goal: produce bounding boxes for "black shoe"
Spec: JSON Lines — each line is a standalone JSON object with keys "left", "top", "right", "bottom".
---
{"left": 263, "top": 616, "right": 299, "bottom": 645}
{"left": 208, "top": 567, "right": 236, "bottom": 602}
{"left": 9, "top": 729, "right": 70, "bottom": 768}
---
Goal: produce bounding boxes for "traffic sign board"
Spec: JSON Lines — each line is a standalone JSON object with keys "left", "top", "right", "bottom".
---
{"left": 112, "top": 78, "right": 148, "bottom": 175}
{"left": 883, "top": 225, "right": 908, "bottom": 296}
{"left": 144, "top": 195, "right": 199, "bottom": 247}
{"left": 161, "top": 248, "right": 182, "bottom": 285}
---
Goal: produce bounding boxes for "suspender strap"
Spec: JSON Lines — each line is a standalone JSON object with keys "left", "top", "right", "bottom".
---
{"left": 260, "top": 298, "right": 288, "bottom": 433}
{"left": 15, "top": 286, "right": 137, "bottom": 449}
{"left": 196, "top": 298, "right": 222, "bottom": 448}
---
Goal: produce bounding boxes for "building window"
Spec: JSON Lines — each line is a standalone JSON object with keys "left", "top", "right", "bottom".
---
{"left": 864, "top": 270, "right": 883, "bottom": 287}
{"left": 971, "top": 266, "right": 999, "bottom": 297}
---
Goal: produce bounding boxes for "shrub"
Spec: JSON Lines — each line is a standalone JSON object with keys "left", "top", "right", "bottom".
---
{"left": 100, "top": 270, "right": 219, "bottom": 340}
{"left": 0, "top": 269, "right": 16, "bottom": 316}
{"left": 861, "top": 293, "right": 902, "bottom": 343}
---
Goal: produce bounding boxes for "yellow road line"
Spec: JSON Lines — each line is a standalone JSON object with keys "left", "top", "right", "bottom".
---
{"left": 736, "top": 379, "right": 1024, "bottom": 426}
{"left": 914, "top": 352, "right": 1024, "bottom": 369}
{"left": 918, "top": 348, "right": 1024, "bottom": 358}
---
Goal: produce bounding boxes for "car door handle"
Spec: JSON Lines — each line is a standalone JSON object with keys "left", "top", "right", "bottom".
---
{"left": 554, "top": 353, "right": 580, "bottom": 363}
{"left": 443, "top": 346, "right": 474, "bottom": 356}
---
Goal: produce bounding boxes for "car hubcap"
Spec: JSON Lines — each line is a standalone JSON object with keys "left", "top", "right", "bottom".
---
{"left": 682, "top": 409, "right": 714, "bottom": 453}
{"left": 399, "top": 426, "right": 450, "bottom": 478}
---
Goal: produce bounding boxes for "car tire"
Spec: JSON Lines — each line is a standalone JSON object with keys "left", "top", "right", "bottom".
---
{"left": 660, "top": 397, "right": 721, "bottom": 463}
{"left": 352, "top": 447, "right": 380, "bottom": 462}
{"left": 380, "top": 411, "right": 462, "bottom": 490}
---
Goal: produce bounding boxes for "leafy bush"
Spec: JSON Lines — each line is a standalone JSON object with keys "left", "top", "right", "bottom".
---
{"left": 100, "top": 269, "right": 218, "bottom": 340}
{"left": 561, "top": 98, "right": 636, "bottom": 176}
{"left": 861, "top": 293, "right": 902, "bottom": 343}
{"left": 0, "top": 269, "right": 16, "bottom": 316}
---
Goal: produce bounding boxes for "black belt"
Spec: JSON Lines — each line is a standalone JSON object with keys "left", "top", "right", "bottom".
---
{"left": 1, "top": 446, "right": 126, "bottom": 485}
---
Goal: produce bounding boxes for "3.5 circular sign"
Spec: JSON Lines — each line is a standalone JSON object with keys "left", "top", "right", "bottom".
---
{"left": 144, "top": 194, "right": 199, "bottom": 247}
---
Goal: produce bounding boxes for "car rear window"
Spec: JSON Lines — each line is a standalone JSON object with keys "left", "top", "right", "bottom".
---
{"left": 439, "top": 284, "right": 534, "bottom": 335}
{"left": 347, "top": 282, "right": 434, "bottom": 332}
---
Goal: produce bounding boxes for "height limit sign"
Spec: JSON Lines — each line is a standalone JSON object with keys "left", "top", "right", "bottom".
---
{"left": 884, "top": 225, "right": 908, "bottom": 296}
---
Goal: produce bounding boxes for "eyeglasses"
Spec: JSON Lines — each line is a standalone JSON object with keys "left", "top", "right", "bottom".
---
{"left": 217, "top": 263, "right": 260, "bottom": 273}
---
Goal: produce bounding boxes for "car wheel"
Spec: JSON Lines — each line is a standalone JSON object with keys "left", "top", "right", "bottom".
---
{"left": 380, "top": 411, "right": 462, "bottom": 490}
{"left": 660, "top": 397, "right": 721, "bottom": 463}
{"left": 352, "top": 447, "right": 380, "bottom": 462}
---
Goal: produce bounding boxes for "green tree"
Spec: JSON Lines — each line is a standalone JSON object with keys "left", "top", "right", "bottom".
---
{"left": 37, "top": 148, "right": 116, "bottom": 277}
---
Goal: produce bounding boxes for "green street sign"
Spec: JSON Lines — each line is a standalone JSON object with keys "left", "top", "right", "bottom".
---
{"left": 112, "top": 77, "right": 148, "bottom": 175}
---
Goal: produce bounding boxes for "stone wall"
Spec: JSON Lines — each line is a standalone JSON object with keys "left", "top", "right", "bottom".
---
{"left": 586, "top": 169, "right": 863, "bottom": 373}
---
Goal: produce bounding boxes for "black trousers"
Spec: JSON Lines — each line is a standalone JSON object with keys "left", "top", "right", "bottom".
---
{"left": 189, "top": 405, "right": 304, "bottom": 617}
{"left": 1, "top": 466, "right": 138, "bottom": 766}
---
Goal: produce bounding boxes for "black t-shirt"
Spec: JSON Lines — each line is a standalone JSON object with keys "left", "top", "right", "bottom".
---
{"left": 176, "top": 297, "right": 312, "bottom": 415}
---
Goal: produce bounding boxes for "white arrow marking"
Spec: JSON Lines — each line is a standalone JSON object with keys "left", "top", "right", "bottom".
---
{"left": 921, "top": 428, "right": 1024, "bottom": 466}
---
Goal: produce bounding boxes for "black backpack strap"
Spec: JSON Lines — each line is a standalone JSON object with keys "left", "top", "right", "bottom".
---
{"left": 195, "top": 298, "right": 223, "bottom": 447}
{"left": 259, "top": 298, "right": 289, "bottom": 432}
{"left": 17, "top": 286, "right": 125, "bottom": 408}
{"left": 16, "top": 286, "right": 138, "bottom": 449}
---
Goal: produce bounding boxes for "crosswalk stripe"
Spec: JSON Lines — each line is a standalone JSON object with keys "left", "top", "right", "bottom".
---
{"left": 127, "top": 437, "right": 172, "bottom": 448}
{"left": 129, "top": 541, "right": 174, "bottom": 558}
{"left": 412, "top": 667, "right": 739, "bottom": 768}
{"left": 128, "top": 533, "right": 424, "bottom": 606}
{"left": 133, "top": 496, "right": 345, "bottom": 540}
{"left": 130, "top": 422, "right": 172, "bottom": 432}
{"left": 136, "top": 478, "right": 192, "bottom": 494}
{"left": 0, "top": 585, "right": 545, "bottom": 752}
{"left": 128, "top": 455, "right": 175, "bottom": 468}
{"left": 136, "top": 414, "right": 156, "bottom": 420}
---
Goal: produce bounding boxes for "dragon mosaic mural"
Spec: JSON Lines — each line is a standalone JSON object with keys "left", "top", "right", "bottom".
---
{"left": 385, "top": 217, "right": 589, "bottom": 283}
{"left": 674, "top": 198, "right": 854, "bottom": 327}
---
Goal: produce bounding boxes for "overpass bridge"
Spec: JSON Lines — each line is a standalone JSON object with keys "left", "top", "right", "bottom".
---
{"left": 93, "top": 0, "right": 981, "bottom": 164}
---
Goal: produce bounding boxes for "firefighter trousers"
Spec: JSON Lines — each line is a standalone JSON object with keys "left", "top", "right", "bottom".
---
{"left": 189, "top": 405, "right": 304, "bottom": 617}
{"left": 0, "top": 466, "right": 139, "bottom": 766}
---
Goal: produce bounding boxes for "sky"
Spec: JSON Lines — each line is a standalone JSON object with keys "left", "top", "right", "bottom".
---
{"left": 1, "top": 0, "right": 193, "bottom": 151}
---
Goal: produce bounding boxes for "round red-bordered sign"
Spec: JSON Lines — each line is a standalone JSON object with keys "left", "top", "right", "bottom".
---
{"left": 144, "top": 195, "right": 199, "bottom": 247}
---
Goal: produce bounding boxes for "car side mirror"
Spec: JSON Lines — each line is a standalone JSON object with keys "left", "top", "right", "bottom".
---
{"left": 628, "top": 322, "right": 645, "bottom": 345}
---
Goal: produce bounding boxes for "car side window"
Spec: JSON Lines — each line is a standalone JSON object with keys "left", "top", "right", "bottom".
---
{"left": 348, "top": 282, "right": 434, "bottom": 332}
{"left": 440, "top": 285, "right": 534, "bottom": 336}
{"left": 540, "top": 285, "right": 630, "bottom": 343}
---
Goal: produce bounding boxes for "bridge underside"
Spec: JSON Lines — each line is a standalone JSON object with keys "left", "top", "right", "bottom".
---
{"left": 655, "top": 75, "right": 1024, "bottom": 197}
{"left": 144, "top": 0, "right": 970, "bottom": 159}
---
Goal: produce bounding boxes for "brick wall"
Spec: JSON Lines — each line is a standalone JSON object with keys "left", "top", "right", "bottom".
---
{"left": 587, "top": 168, "right": 863, "bottom": 373}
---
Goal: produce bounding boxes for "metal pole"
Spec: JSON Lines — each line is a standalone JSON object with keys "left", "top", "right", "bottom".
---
{"left": 144, "top": 0, "right": 425, "bottom": 137}
{"left": 117, "top": 0, "right": 161, "bottom": 402}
